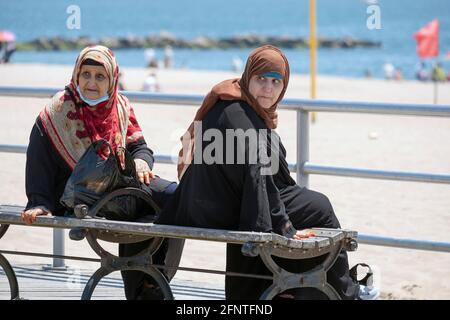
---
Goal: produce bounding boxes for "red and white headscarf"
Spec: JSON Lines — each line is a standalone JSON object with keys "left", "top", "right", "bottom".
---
{"left": 39, "top": 45, "right": 144, "bottom": 169}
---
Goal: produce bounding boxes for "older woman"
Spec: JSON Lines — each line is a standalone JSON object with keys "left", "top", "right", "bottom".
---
{"left": 157, "top": 45, "right": 377, "bottom": 300}
{"left": 21, "top": 45, "right": 183, "bottom": 299}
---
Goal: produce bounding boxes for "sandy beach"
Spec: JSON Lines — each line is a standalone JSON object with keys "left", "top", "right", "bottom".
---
{"left": 0, "top": 63, "right": 449, "bottom": 300}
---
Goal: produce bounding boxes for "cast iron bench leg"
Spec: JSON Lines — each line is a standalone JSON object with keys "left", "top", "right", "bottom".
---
{"left": 0, "top": 224, "right": 20, "bottom": 300}
{"left": 256, "top": 242, "right": 343, "bottom": 300}
{"left": 80, "top": 230, "right": 173, "bottom": 300}
{"left": 0, "top": 253, "right": 19, "bottom": 300}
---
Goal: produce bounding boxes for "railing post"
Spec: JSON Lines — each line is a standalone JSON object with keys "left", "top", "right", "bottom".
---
{"left": 297, "top": 109, "right": 310, "bottom": 188}
{"left": 52, "top": 229, "right": 65, "bottom": 268}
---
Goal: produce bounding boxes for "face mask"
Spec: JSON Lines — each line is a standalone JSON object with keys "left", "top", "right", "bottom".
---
{"left": 77, "top": 86, "right": 110, "bottom": 106}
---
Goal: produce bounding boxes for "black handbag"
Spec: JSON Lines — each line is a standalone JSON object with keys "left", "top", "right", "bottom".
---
{"left": 60, "top": 139, "right": 155, "bottom": 221}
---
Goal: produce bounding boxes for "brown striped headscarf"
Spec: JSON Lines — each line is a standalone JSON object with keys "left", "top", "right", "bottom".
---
{"left": 39, "top": 45, "right": 144, "bottom": 169}
{"left": 177, "top": 45, "right": 290, "bottom": 179}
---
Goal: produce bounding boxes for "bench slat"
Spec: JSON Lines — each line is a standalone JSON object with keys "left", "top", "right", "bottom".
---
{"left": 0, "top": 205, "right": 356, "bottom": 251}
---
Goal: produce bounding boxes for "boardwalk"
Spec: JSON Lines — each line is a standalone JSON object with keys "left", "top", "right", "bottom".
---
{"left": 0, "top": 264, "right": 225, "bottom": 300}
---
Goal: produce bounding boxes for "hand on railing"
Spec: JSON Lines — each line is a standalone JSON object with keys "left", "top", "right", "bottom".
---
{"left": 293, "top": 230, "right": 316, "bottom": 240}
{"left": 21, "top": 207, "right": 52, "bottom": 225}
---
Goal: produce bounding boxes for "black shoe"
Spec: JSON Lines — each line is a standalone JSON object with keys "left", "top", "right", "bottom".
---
{"left": 69, "top": 228, "right": 88, "bottom": 241}
{"left": 136, "top": 277, "right": 166, "bottom": 300}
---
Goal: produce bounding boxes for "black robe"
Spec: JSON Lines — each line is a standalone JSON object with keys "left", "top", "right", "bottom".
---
{"left": 157, "top": 100, "right": 359, "bottom": 300}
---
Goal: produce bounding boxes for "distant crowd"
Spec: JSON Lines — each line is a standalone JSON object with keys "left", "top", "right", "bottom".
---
{"left": 414, "top": 61, "right": 449, "bottom": 82}
{"left": 375, "top": 61, "right": 450, "bottom": 82}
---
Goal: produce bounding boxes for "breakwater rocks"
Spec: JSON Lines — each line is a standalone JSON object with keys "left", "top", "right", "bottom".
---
{"left": 17, "top": 33, "right": 381, "bottom": 51}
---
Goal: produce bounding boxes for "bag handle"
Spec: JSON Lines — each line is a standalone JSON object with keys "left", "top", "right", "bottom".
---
{"left": 115, "top": 146, "right": 136, "bottom": 175}
{"left": 83, "top": 187, "right": 161, "bottom": 218}
{"left": 92, "top": 139, "right": 114, "bottom": 158}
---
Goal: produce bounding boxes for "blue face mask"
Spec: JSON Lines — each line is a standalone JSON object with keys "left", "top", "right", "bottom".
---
{"left": 77, "top": 86, "right": 110, "bottom": 106}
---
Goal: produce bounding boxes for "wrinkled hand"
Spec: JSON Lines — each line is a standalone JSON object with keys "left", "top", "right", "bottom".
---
{"left": 21, "top": 208, "right": 51, "bottom": 225}
{"left": 134, "top": 158, "right": 155, "bottom": 185}
{"left": 293, "top": 230, "right": 316, "bottom": 240}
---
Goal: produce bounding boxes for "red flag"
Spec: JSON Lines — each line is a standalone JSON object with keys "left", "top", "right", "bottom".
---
{"left": 413, "top": 19, "right": 439, "bottom": 58}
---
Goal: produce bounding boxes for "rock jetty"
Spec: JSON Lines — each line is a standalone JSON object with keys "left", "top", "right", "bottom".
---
{"left": 17, "top": 33, "right": 381, "bottom": 51}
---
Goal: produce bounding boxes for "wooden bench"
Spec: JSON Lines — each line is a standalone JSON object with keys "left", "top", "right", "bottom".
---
{"left": 0, "top": 201, "right": 358, "bottom": 300}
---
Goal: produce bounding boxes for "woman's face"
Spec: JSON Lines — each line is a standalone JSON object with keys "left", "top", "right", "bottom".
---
{"left": 78, "top": 64, "right": 109, "bottom": 100}
{"left": 248, "top": 74, "right": 284, "bottom": 109}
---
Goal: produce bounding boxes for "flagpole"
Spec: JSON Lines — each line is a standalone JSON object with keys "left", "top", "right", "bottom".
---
{"left": 432, "top": 59, "right": 438, "bottom": 104}
{"left": 433, "top": 80, "right": 438, "bottom": 104}
{"left": 309, "top": 0, "right": 317, "bottom": 123}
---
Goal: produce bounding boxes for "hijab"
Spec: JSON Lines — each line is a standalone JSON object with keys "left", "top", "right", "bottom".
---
{"left": 39, "top": 45, "right": 144, "bottom": 169}
{"left": 177, "top": 45, "right": 290, "bottom": 179}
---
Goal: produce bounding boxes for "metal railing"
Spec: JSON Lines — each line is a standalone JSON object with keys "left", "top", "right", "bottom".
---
{"left": 1, "top": 86, "right": 450, "bottom": 267}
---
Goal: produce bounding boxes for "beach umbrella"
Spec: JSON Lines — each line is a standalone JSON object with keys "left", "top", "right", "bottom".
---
{"left": 0, "top": 30, "right": 16, "bottom": 42}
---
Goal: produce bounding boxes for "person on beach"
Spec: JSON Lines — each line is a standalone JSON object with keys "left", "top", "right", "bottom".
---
{"left": 145, "top": 48, "right": 159, "bottom": 68}
{"left": 383, "top": 62, "right": 395, "bottom": 80}
{"left": 157, "top": 45, "right": 378, "bottom": 300}
{"left": 118, "top": 71, "right": 126, "bottom": 90}
{"left": 142, "top": 72, "right": 160, "bottom": 92}
{"left": 0, "top": 40, "right": 16, "bottom": 64}
{"left": 163, "top": 45, "right": 173, "bottom": 69}
{"left": 21, "top": 45, "right": 183, "bottom": 300}
{"left": 431, "top": 63, "right": 447, "bottom": 82}
{"left": 415, "top": 61, "right": 429, "bottom": 82}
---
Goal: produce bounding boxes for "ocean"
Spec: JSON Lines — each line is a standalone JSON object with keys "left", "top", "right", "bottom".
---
{"left": 1, "top": 0, "right": 449, "bottom": 79}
